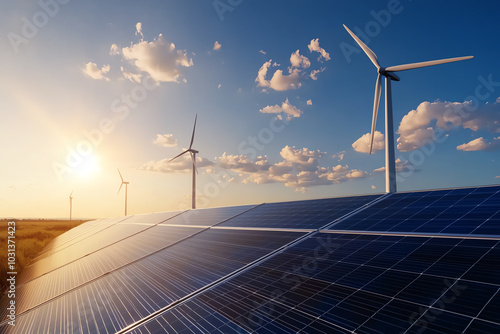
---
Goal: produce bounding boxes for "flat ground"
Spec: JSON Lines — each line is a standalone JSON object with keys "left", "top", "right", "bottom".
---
{"left": 0, "top": 219, "right": 88, "bottom": 294}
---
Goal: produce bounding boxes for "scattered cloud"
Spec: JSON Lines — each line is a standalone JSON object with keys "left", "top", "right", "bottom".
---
{"left": 289, "top": 50, "right": 310, "bottom": 72}
{"left": 121, "top": 66, "right": 142, "bottom": 83}
{"left": 82, "top": 62, "right": 110, "bottom": 81}
{"left": 307, "top": 99, "right": 312, "bottom": 106}
{"left": 109, "top": 43, "right": 120, "bottom": 56}
{"left": 259, "top": 50, "right": 266, "bottom": 55}
{"left": 153, "top": 134, "right": 178, "bottom": 147}
{"left": 122, "top": 33, "right": 193, "bottom": 83}
{"left": 135, "top": 22, "right": 144, "bottom": 40}
{"left": 397, "top": 99, "right": 500, "bottom": 152}
{"left": 213, "top": 41, "right": 222, "bottom": 50}
{"left": 457, "top": 136, "right": 500, "bottom": 151}
{"left": 308, "top": 38, "right": 331, "bottom": 61}
{"left": 310, "top": 67, "right": 326, "bottom": 80}
{"left": 352, "top": 131, "right": 385, "bottom": 153}
{"left": 260, "top": 98, "right": 302, "bottom": 120}
{"left": 139, "top": 155, "right": 214, "bottom": 173}
{"left": 333, "top": 151, "right": 345, "bottom": 161}
{"left": 217, "top": 146, "right": 368, "bottom": 191}
{"left": 255, "top": 60, "right": 301, "bottom": 92}
{"left": 374, "top": 158, "right": 412, "bottom": 173}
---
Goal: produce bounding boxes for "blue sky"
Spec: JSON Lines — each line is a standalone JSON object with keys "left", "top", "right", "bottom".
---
{"left": 1, "top": 0, "right": 499, "bottom": 218}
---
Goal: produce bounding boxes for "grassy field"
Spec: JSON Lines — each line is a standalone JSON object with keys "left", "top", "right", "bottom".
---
{"left": 0, "top": 219, "right": 88, "bottom": 294}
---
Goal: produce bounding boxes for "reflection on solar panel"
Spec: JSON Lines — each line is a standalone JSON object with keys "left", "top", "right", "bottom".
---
{"left": 218, "top": 194, "right": 380, "bottom": 229}
{"left": 330, "top": 185, "right": 500, "bottom": 235}
{"left": 1, "top": 185, "right": 499, "bottom": 333}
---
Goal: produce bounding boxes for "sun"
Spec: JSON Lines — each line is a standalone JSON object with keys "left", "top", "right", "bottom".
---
{"left": 74, "top": 154, "right": 101, "bottom": 179}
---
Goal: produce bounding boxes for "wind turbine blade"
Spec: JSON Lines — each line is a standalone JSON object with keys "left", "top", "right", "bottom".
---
{"left": 168, "top": 150, "right": 189, "bottom": 162}
{"left": 370, "top": 73, "right": 382, "bottom": 155}
{"left": 118, "top": 169, "right": 124, "bottom": 182}
{"left": 343, "top": 24, "right": 380, "bottom": 69}
{"left": 189, "top": 152, "right": 198, "bottom": 174}
{"left": 189, "top": 114, "right": 197, "bottom": 150}
{"left": 117, "top": 182, "right": 123, "bottom": 195}
{"left": 385, "top": 56, "right": 473, "bottom": 72}
{"left": 69, "top": 191, "right": 73, "bottom": 198}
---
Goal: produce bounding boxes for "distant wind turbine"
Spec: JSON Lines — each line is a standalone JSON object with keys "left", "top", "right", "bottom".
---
{"left": 117, "top": 169, "right": 129, "bottom": 215}
{"left": 169, "top": 114, "right": 199, "bottom": 209}
{"left": 343, "top": 24, "right": 473, "bottom": 193}
{"left": 69, "top": 191, "right": 73, "bottom": 220}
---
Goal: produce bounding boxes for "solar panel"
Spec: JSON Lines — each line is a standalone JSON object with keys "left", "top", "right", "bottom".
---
{"left": 123, "top": 232, "right": 500, "bottom": 333}
{"left": 329, "top": 185, "right": 500, "bottom": 235}
{"left": 0, "top": 225, "right": 205, "bottom": 321}
{"left": 218, "top": 194, "right": 380, "bottom": 229}
{"left": 159, "top": 205, "right": 257, "bottom": 226}
{"left": 0, "top": 229, "right": 304, "bottom": 333}
{"left": 17, "top": 223, "right": 152, "bottom": 285}
{"left": 1, "top": 184, "right": 499, "bottom": 333}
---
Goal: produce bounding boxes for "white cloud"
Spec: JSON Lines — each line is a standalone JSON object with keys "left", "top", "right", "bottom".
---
{"left": 333, "top": 151, "right": 345, "bottom": 161}
{"left": 213, "top": 41, "right": 222, "bottom": 50}
{"left": 259, "top": 50, "right": 266, "bottom": 55}
{"left": 109, "top": 43, "right": 120, "bottom": 56}
{"left": 457, "top": 136, "right": 500, "bottom": 151}
{"left": 122, "top": 34, "right": 193, "bottom": 83}
{"left": 374, "top": 158, "right": 411, "bottom": 173}
{"left": 307, "top": 99, "right": 312, "bottom": 106}
{"left": 121, "top": 66, "right": 142, "bottom": 83}
{"left": 308, "top": 38, "right": 331, "bottom": 61}
{"left": 217, "top": 146, "right": 368, "bottom": 190}
{"left": 280, "top": 146, "right": 324, "bottom": 171}
{"left": 82, "top": 62, "right": 110, "bottom": 81}
{"left": 255, "top": 59, "right": 301, "bottom": 92}
{"left": 153, "top": 134, "right": 178, "bottom": 147}
{"left": 397, "top": 99, "right": 500, "bottom": 152}
{"left": 135, "top": 22, "right": 144, "bottom": 40}
{"left": 310, "top": 67, "right": 326, "bottom": 80}
{"left": 352, "top": 131, "right": 385, "bottom": 153}
{"left": 260, "top": 99, "right": 303, "bottom": 120}
{"left": 139, "top": 155, "right": 213, "bottom": 173}
{"left": 289, "top": 50, "right": 310, "bottom": 72}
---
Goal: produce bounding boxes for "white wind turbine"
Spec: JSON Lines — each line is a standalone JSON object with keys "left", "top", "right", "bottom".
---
{"left": 169, "top": 114, "right": 199, "bottom": 209}
{"left": 343, "top": 24, "right": 473, "bottom": 193}
{"left": 69, "top": 191, "right": 73, "bottom": 220}
{"left": 117, "top": 169, "right": 129, "bottom": 215}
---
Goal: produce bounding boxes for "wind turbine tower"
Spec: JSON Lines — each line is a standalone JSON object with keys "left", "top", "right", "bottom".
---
{"left": 169, "top": 114, "right": 199, "bottom": 209}
{"left": 118, "top": 169, "right": 130, "bottom": 215}
{"left": 343, "top": 24, "right": 473, "bottom": 193}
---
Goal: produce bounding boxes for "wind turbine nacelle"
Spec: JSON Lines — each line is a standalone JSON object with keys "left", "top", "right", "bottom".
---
{"left": 378, "top": 68, "right": 400, "bottom": 81}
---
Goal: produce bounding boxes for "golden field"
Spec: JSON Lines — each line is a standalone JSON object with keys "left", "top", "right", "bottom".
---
{"left": 0, "top": 219, "right": 88, "bottom": 293}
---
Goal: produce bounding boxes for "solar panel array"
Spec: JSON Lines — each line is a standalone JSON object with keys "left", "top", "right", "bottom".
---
{"left": 1, "top": 186, "right": 499, "bottom": 333}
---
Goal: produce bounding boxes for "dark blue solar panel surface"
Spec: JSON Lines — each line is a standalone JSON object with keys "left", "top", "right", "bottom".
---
{"left": 218, "top": 194, "right": 380, "bottom": 229}
{"left": 330, "top": 185, "right": 500, "bottom": 235}
{"left": 2, "top": 184, "right": 499, "bottom": 334}
{"left": 0, "top": 225, "right": 205, "bottom": 322}
{"left": 0, "top": 229, "right": 304, "bottom": 333}
{"left": 128, "top": 232, "right": 500, "bottom": 333}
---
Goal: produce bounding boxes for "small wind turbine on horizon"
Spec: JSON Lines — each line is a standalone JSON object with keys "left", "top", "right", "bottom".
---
{"left": 169, "top": 114, "right": 199, "bottom": 209}
{"left": 343, "top": 24, "right": 473, "bottom": 194}
{"left": 117, "top": 169, "right": 129, "bottom": 215}
{"left": 69, "top": 191, "right": 73, "bottom": 220}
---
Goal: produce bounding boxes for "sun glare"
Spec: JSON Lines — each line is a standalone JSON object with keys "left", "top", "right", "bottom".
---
{"left": 74, "top": 154, "right": 101, "bottom": 179}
